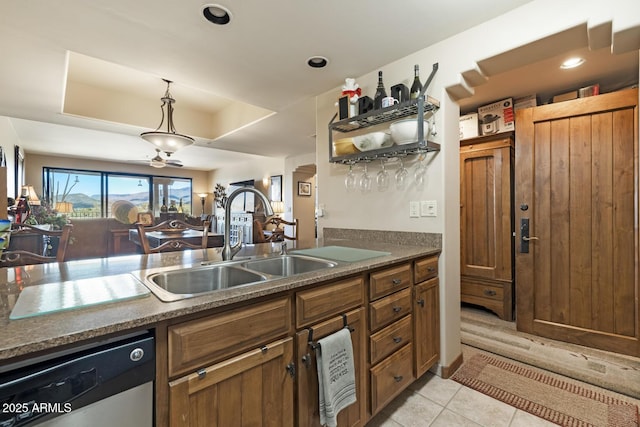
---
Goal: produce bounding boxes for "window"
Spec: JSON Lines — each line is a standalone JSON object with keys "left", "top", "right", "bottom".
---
{"left": 43, "top": 168, "right": 192, "bottom": 221}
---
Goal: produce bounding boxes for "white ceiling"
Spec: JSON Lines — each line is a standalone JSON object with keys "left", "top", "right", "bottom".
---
{"left": 1, "top": 1, "right": 637, "bottom": 171}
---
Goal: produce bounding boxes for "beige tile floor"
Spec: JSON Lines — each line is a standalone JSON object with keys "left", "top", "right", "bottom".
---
{"left": 367, "top": 371, "right": 560, "bottom": 427}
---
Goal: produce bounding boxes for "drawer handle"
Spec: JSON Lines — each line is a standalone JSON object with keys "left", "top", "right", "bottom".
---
{"left": 483, "top": 289, "right": 497, "bottom": 297}
{"left": 427, "top": 266, "right": 436, "bottom": 272}
{"left": 392, "top": 278, "right": 402, "bottom": 285}
{"left": 392, "top": 336, "right": 402, "bottom": 344}
{"left": 392, "top": 306, "right": 402, "bottom": 313}
{"left": 416, "top": 298, "right": 425, "bottom": 307}
{"left": 393, "top": 375, "right": 403, "bottom": 382}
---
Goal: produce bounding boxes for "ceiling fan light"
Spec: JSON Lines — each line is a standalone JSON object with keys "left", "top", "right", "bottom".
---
{"left": 150, "top": 159, "right": 167, "bottom": 168}
{"left": 140, "top": 79, "right": 194, "bottom": 154}
{"left": 560, "top": 57, "right": 585, "bottom": 69}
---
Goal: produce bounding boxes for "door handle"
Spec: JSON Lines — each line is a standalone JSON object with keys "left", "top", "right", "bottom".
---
{"left": 520, "top": 218, "right": 538, "bottom": 253}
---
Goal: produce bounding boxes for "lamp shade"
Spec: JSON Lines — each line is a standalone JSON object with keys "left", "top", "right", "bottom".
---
{"left": 22, "top": 185, "right": 41, "bottom": 205}
{"left": 55, "top": 202, "right": 73, "bottom": 214}
{"left": 270, "top": 201, "right": 284, "bottom": 215}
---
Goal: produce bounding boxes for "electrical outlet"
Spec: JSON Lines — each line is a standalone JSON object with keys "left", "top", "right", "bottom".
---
{"left": 409, "top": 201, "right": 420, "bottom": 218}
{"left": 421, "top": 200, "right": 437, "bottom": 217}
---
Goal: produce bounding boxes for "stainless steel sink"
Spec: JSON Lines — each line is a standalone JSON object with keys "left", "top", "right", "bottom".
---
{"left": 241, "top": 255, "right": 337, "bottom": 277}
{"left": 132, "top": 264, "right": 267, "bottom": 302}
{"left": 131, "top": 254, "right": 339, "bottom": 302}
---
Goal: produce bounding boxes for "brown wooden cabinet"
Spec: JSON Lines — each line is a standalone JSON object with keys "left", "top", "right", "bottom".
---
{"left": 295, "top": 276, "right": 366, "bottom": 427}
{"left": 460, "top": 133, "right": 515, "bottom": 320}
{"left": 367, "top": 263, "right": 416, "bottom": 417}
{"left": 169, "top": 337, "right": 294, "bottom": 427}
{"left": 166, "top": 296, "right": 294, "bottom": 426}
{"left": 295, "top": 308, "right": 366, "bottom": 427}
{"left": 413, "top": 255, "right": 440, "bottom": 378}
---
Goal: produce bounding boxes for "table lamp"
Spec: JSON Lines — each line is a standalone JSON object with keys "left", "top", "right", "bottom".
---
{"left": 270, "top": 201, "right": 284, "bottom": 217}
{"left": 198, "top": 193, "right": 208, "bottom": 215}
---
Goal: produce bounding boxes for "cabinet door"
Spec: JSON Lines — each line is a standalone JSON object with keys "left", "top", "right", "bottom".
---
{"left": 460, "top": 143, "right": 513, "bottom": 281}
{"left": 414, "top": 278, "right": 439, "bottom": 377}
{"left": 169, "top": 337, "right": 294, "bottom": 427}
{"left": 295, "top": 308, "right": 367, "bottom": 427}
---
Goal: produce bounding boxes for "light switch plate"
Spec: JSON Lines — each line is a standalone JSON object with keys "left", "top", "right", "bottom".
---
{"left": 421, "top": 200, "right": 437, "bottom": 217}
{"left": 409, "top": 201, "right": 420, "bottom": 218}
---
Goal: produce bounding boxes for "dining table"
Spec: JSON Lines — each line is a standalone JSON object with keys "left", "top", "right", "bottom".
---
{"left": 128, "top": 228, "right": 224, "bottom": 251}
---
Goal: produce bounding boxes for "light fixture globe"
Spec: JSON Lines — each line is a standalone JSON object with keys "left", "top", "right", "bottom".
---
{"left": 141, "top": 79, "right": 194, "bottom": 154}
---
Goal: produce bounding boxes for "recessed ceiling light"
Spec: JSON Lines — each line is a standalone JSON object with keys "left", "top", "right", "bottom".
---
{"left": 560, "top": 57, "right": 585, "bottom": 69}
{"left": 307, "top": 56, "right": 329, "bottom": 68}
{"left": 202, "top": 4, "right": 231, "bottom": 25}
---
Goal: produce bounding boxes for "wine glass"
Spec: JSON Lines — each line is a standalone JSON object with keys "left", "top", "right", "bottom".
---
{"left": 359, "top": 164, "right": 372, "bottom": 193}
{"left": 376, "top": 160, "right": 390, "bottom": 192}
{"left": 414, "top": 155, "right": 427, "bottom": 188}
{"left": 395, "top": 158, "right": 408, "bottom": 190}
{"left": 344, "top": 164, "right": 357, "bottom": 192}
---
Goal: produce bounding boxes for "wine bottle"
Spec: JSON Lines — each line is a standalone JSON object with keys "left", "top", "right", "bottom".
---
{"left": 160, "top": 197, "right": 168, "bottom": 213}
{"left": 410, "top": 65, "right": 422, "bottom": 100}
{"left": 168, "top": 200, "right": 178, "bottom": 212}
{"left": 178, "top": 198, "right": 183, "bottom": 213}
{"left": 373, "top": 71, "right": 387, "bottom": 109}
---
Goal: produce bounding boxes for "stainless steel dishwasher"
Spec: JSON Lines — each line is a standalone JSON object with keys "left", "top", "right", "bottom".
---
{"left": 0, "top": 330, "right": 154, "bottom": 427}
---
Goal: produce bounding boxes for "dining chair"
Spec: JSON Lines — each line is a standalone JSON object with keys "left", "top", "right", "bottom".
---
{"left": 136, "top": 219, "right": 211, "bottom": 254}
{"left": 1, "top": 223, "right": 74, "bottom": 266}
{"left": 277, "top": 218, "right": 298, "bottom": 241}
{"left": 261, "top": 217, "right": 298, "bottom": 242}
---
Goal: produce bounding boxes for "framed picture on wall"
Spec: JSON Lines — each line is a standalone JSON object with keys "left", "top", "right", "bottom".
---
{"left": 298, "top": 181, "right": 311, "bottom": 197}
{"left": 270, "top": 175, "right": 282, "bottom": 201}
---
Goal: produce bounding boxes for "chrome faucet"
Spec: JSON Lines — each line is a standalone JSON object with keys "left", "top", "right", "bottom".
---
{"left": 222, "top": 187, "right": 274, "bottom": 261}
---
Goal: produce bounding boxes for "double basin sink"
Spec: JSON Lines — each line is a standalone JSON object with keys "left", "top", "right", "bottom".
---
{"left": 131, "top": 254, "right": 338, "bottom": 302}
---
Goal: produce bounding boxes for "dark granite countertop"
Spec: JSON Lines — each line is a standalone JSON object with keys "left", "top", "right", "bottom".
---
{"left": 0, "top": 236, "right": 440, "bottom": 362}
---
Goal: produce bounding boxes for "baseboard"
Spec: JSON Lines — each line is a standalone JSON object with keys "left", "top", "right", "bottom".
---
{"left": 439, "top": 351, "right": 464, "bottom": 379}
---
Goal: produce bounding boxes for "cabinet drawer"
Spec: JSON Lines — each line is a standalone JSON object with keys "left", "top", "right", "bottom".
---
{"left": 296, "top": 276, "right": 364, "bottom": 328}
{"left": 370, "top": 343, "right": 414, "bottom": 415}
{"left": 461, "top": 278, "right": 504, "bottom": 301}
{"left": 369, "top": 263, "right": 412, "bottom": 300}
{"left": 370, "top": 315, "right": 412, "bottom": 365}
{"left": 369, "top": 287, "right": 412, "bottom": 331}
{"left": 414, "top": 255, "right": 438, "bottom": 283}
{"left": 168, "top": 296, "right": 292, "bottom": 377}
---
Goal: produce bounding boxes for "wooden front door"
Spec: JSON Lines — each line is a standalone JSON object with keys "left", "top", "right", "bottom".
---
{"left": 515, "top": 88, "right": 639, "bottom": 356}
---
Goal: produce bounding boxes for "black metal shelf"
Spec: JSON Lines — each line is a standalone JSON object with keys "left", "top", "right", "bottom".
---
{"left": 329, "top": 63, "right": 440, "bottom": 164}
{"left": 330, "top": 96, "right": 440, "bottom": 133}
{"left": 329, "top": 140, "right": 441, "bottom": 164}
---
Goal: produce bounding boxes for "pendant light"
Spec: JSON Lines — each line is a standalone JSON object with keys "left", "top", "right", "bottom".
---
{"left": 140, "top": 79, "right": 194, "bottom": 155}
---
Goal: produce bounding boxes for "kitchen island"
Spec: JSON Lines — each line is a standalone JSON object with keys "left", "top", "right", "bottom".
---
{"left": 0, "top": 234, "right": 442, "bottom": 426}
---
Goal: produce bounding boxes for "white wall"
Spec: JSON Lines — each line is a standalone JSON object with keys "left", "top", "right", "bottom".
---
{"left": 210, "top": 156, "right": 285, "bottom": 214}
{"left": 0, "top": 117, "right": 20, "bottom": 199}
{"left": 315, "top": 0, "right": 640, "bottom": 370}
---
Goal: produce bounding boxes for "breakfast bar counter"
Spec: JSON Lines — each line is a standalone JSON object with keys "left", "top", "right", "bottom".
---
{"left": 0, "top": 236, "right": 440, "bottom": 362}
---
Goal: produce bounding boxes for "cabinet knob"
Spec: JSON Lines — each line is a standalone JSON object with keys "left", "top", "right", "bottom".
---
{"left": 393, "top": 375, "right": 404, "bottom": 382}
{"left": 416, "top": 298, "right": 425, "bottom": 307}
{"left": 392, "top": 306, "right": 402, "bottom": 313}
{"left": 393, "top": 336, "right": 403, "bottom": 344}
{"left": 483, "top": 289, "right": 497, "bottom": 297}
{"left": 392, "top": 278, "right": 402, "bottom": 285}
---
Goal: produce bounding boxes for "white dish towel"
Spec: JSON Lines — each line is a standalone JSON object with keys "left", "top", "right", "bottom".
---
{"left": 316, "top": 327, "right": 357, "bottom": 427}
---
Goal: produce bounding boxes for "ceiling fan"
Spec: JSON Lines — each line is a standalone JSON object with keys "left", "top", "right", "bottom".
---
{"left": 132, "top": 149, "right": 183, "bottom": 168}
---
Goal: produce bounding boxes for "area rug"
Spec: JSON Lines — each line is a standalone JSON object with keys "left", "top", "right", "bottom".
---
{"left": 451, "top": 348, "right": 639, "bottom": 427}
